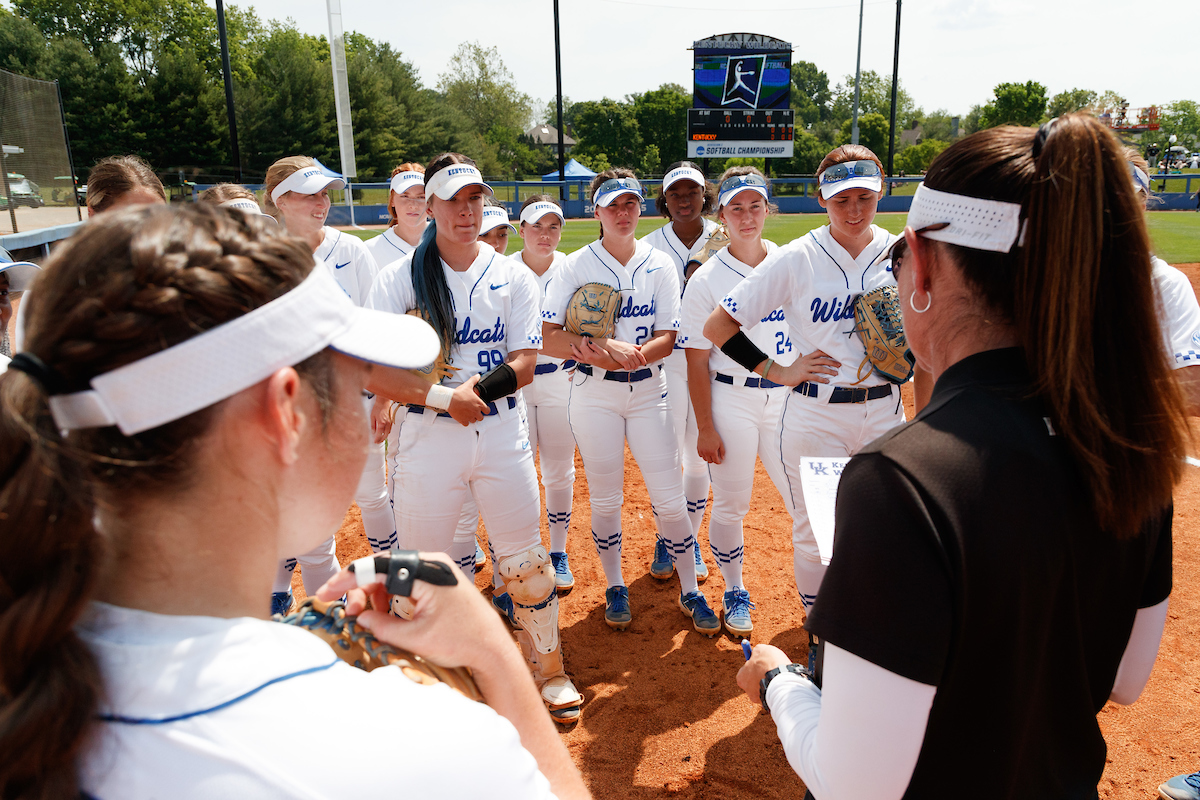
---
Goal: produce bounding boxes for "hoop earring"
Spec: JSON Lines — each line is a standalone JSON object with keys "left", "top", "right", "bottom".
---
{"left": 909, "top": 289, "right": 932, "bottom": 314}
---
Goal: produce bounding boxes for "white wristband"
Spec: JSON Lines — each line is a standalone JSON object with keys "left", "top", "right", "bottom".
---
{"left": 425, "top": 383, "right": 454, "bottom": 411}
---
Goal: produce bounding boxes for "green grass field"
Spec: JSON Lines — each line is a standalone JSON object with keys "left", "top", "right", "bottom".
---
{"left": 345, "top": 209, "right": 1200, "bottom": 263}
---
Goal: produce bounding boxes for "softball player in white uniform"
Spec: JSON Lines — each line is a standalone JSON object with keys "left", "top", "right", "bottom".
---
{"left": 543, "top": 170, "right": 721, "bottom": 636}
{"left": 364, "top": 165, "right": 426, "bottom": 267}
{"left": 641, "top": 163, "right": 719, "bottom": 580}
{"left": 680, "top": 168, "right": 796, "bottom": 637}
{"left": 366, "top": 154, "right": 582, "bottom": 723}
{"left": 264, "top": 157, "right": 384, "bottom": 614}
{"left": 704, "top": 146, "right": 912, "bottom": 618}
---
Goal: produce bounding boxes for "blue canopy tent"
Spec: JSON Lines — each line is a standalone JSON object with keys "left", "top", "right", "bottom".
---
{"left": 542, "top": 159, "right": 596, "bottom": 180}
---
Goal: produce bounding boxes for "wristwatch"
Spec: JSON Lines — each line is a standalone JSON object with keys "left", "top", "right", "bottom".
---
{"left": 759, "top": 663, "right": 813, "bottom": 715}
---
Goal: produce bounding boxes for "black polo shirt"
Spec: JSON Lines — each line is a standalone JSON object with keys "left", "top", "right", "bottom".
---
{"left": 808, "top": 347, "right": 1172, "bottom": 800}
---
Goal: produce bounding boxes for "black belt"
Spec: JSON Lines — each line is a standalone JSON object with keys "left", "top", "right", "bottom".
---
{"left": 576, "top": 363, "right": 657, "bottom": 383}
{"left": 715, "top": 372, "right": 781, "bottom": 389}
{"left": 406, "top": 395, "right": 517, "bottom": 418}
{"left": 534, "top": 359, "right": 576, "bottom": 375}
{"left": 794, "top": 382, "right": 893, "bottom": 403}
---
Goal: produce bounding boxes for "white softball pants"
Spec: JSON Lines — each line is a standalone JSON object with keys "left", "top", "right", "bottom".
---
{"left": 356, "top": 437, "right": 395, "bottom": 552}
{"left": 778, "top": 385, "right": 905, "bottom": 611}
{"left": 390, "top": 404, "right": 542, "bottom": 577}
{"left": 705, "top": 379, "right": 793, "bottom": 588}
{"left": 664, "top": 348, "right": 710, "bottom": 538}
{"left": 568, "top": 366, "right": 699, "bottom": 593}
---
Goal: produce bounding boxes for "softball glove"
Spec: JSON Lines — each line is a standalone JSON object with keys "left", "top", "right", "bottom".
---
{"left": 852, "top": 284, "right": 915, "bottom": 384}
{"left": 276, "top": 597, "right": 483, "bottom": 702}
{"left": 406, "top": 309, "right": 458, "bottom": 383}
{"left": 564, "top": 282, "right": 621, "bottom": 339}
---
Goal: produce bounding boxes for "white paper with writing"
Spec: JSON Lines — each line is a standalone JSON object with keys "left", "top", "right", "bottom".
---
{"left": 800, "top": 456, "right": 850, "bottom": 565}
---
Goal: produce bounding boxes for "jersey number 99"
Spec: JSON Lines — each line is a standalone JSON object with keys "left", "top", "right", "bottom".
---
{"left": 478, "top": 349, "right": 504, "bottom": 369}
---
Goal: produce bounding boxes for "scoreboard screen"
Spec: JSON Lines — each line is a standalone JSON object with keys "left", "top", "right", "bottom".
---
{"left": 686, "top": 109, "right": 795, "bottom": 159}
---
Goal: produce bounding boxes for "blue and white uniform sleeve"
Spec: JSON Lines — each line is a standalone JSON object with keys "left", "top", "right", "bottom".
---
{"left": 365, "top": 260, "right": 416, "bottom": 316}
{"left": 653, "top": 255, "right": 682, "bottom": 333}
{"left": 508, "top": 266, "right": 543, "bottom": 351}
{"left": 722, "top": 248, "right": 797, "bottom": 330}
{"left": 1153, "top": 260, "right": 1200, "bottom": 368}
{"left": 680, "top": 267, "right": 716, "bottom": 350}
{"left": 541, "top": 255, "right": 579, "bottom": 326}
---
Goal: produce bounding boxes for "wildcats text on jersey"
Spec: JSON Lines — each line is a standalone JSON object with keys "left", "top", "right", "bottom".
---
{"left": 811, "top": 295, "right": 856, "bottom": 323}
{"left": 620, "top": 295, "right": 656, "bottom": 320}
{"left": 455, "top": 316, "right": 506, "bottom": 345}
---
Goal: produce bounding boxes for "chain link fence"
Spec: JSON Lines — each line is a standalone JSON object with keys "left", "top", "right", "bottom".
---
{"left": 0, "top": 68, "right": 81, "bottom": 235}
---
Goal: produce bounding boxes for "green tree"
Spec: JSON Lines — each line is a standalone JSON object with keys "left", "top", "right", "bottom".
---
{"left": 437, "top": 41, "right": 532, "bottom": 135}
{"left": 630, "top": 83, "right": 689, "bottom": 172}
{"left": 896, "top": 139, "right": 948, "bottom": 174}
{"left": 572, "top": 98, "right": 643, "bottom": 170}
{"left": 979, "top": 81, "right": 1047, "bottom": 129}
{"left": 790, "top": 60, "right": 831, "bottom": 126}
{"left": 838, "top": 112, "right": 889, "bottom": 157}
{"left": 1047, "top": 87, "right": 1097, "bottom": 118}
{"left": 777, "top": 129, "right": 828, "bottom": 175}
{"left": 139, "top": 43, "right": 226, "bottom": 170}
{"left": 831, "top": 70, "right": 916, "bottom": 128}
{"left": 915, "top": 109, "right": 957, "bottom": 143}
{"left": 962, "top": 104, "right": 984, "bottom": 135}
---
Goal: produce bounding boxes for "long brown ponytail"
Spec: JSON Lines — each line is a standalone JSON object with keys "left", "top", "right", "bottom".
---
{"left": 0, "top": 204, "right": 325, "bottom": 797}
{"left": 923, "top": 114, "right": 1189, "bottom": 537}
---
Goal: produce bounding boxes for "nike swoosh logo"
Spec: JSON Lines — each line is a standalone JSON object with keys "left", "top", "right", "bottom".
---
{"left": 647, "top": 266, "right": 663, "bottom": 273}
{"left": 334, "top": 261, "right": 351, "bottom": 270}
{"left": 490, "top": 282, "right": 509, "bottom": 290}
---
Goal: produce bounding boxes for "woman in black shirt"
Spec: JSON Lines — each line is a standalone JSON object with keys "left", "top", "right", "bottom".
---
{"left": 737, "top": 114, "right": 1188, "bottom": 800}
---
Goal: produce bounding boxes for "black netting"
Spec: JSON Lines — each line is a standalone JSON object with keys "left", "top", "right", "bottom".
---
{"left": 0, "top": 68, "right": 81, "bottom": 234}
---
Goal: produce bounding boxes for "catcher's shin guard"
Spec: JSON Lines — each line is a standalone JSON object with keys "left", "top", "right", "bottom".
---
{"left": 498, "top": 546, "right": 582, "bottom": 722}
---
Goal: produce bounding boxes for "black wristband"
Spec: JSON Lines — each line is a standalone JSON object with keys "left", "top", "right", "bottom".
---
{"left": 759, "top": 663, "right": 813, "bottom": 715}
{"left": 719, "top": 330, "right": 768, "bottom": 373}
{"left": 474, "top": 362, "right": 519, "bottom": 403}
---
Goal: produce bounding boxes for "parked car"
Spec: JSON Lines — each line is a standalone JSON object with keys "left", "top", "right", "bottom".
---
{"left": 4, "top": 173, "right": 44, "bottom": 208}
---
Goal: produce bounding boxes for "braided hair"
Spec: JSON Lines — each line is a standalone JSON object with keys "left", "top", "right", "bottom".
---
{"left": 0, "top": 203, "right": 333, "bottom": 797}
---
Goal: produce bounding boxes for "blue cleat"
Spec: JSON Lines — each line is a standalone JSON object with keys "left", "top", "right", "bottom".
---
{"left": 678, "top": 590, "right": 720, "bottom": 637}
{"left": 694, "top": 541, "right": 709, "bottom": 583}
{"left": 1160, "top": 770, "right": 1200, "bottom": 800}
{"left": 650, "top": 537, "right": 674, "bottom": 579}
{"left": 270, "top": 590, "right": 293, "bottom": 617}
{"left": 474, "top": 538, "right": 486, "bottom": 570}
{"left": 604, "top": 585, "right": 632, "bottom": 630}
{"left": 722, "top": 587, "right": 756, "bottom": 637}
{"left": 550, "top": 551, "right": 575, "bottom": 592}
{"left": 491, "top": 591, "right": 520, "bottom": 628}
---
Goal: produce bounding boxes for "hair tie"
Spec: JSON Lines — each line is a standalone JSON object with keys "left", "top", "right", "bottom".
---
{"left": 1032, "top": 117, "right": 1059, "bottom": 159}
{"left": 8, "top": 352, "right": 69, "bottom": 394}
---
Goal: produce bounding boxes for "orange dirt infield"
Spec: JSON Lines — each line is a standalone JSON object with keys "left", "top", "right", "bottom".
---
{"left": 286, "top": 266, "right": 1200, "bottom": 799}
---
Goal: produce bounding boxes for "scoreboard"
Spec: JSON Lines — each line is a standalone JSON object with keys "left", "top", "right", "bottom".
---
{"left": 686, "top": 109, "right": 795, "bottom": 159}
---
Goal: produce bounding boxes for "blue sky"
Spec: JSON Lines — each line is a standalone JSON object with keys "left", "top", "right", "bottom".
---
{"left": 228, "top": 0, "right": 1190, "bottom": 120}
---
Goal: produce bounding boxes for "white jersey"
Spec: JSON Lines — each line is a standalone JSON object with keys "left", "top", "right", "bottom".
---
{"left": 315, "top": 226, "right": 378, "bottom": 307}
{"left": 1152, "top": 256, "right": 1200, "bottom": 369}
{"left": 542, "top": 239, "right": 681, "bottom": 349}
{"left": 681, "top": 241, "right": 796, "bottom": 376}
{"left": 367, "top": 244, "right": 542, "bottom": 389}
{"left": 77, "top": 603, "right": 554, "bottom": 800}
{"left": 722, "top": 224, "right": 897, "bottom": 387}
{"left": 513, "top": 249, "right": 569, "bottom": 367}
{"left": 364, "top": 227, "right": 419, "bottom": 271}
{"left": 641, "top": 218, "right": 720, "bottom": 292}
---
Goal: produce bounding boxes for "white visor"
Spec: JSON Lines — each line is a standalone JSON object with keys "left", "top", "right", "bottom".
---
{"left": 906, "top": 184, "right": 1023, "bottom": 253}
{"left": 1131, "top": 164, "right": 1151, "bottom": 195}
{"left": 390, "top": 171, "right": 425, "bottom": 196}
{"left": 270, "top": 167, "right": 345, "bottom": 204}
{"left": 592, "top": 177, "right": 644, "bottom": 208}
{"left": 662, "top": 166, "right": 705, "bottom": 191}
{"left": 480, "top": 206, "right": 516, "bottom": 236}
{"left": 47, "top": 266, "right": 440, "bottom": 435}
{"left": 0, "top": 260, "right": 41, "bottom": 291}
{"left": 425, "top": 164, "right": 492, "bottom": 201}
{"left": 220, "top": 198, "right": 277, "bottom": 224}
{"left": 520, "top": 201, "right": 564, "bottom": 225}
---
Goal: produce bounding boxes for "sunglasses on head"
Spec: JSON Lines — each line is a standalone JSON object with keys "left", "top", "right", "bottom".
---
{"left": 718, "top": 173, "right": 769, "bottom": 195}
{"left": 819, "top": 159, "right": 881, "bottom": 185}
{"left": 887, "top": 223, "right": 950, "bottom": 277}
{"left": 593, "top": 177, "right": 642, "bottom": 201}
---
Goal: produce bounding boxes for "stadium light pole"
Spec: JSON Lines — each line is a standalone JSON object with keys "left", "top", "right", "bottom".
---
{"left": 850, "top": 0, "right": 864, "bottom": 144}
{"left": 553, "top": 0, "right": 566, "bottom": 197}
{"left": 885, "top": 0, "right": 902, "bottom": 193}
{"left": 215, "top": 0, "right": 242, "bottom": 183}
